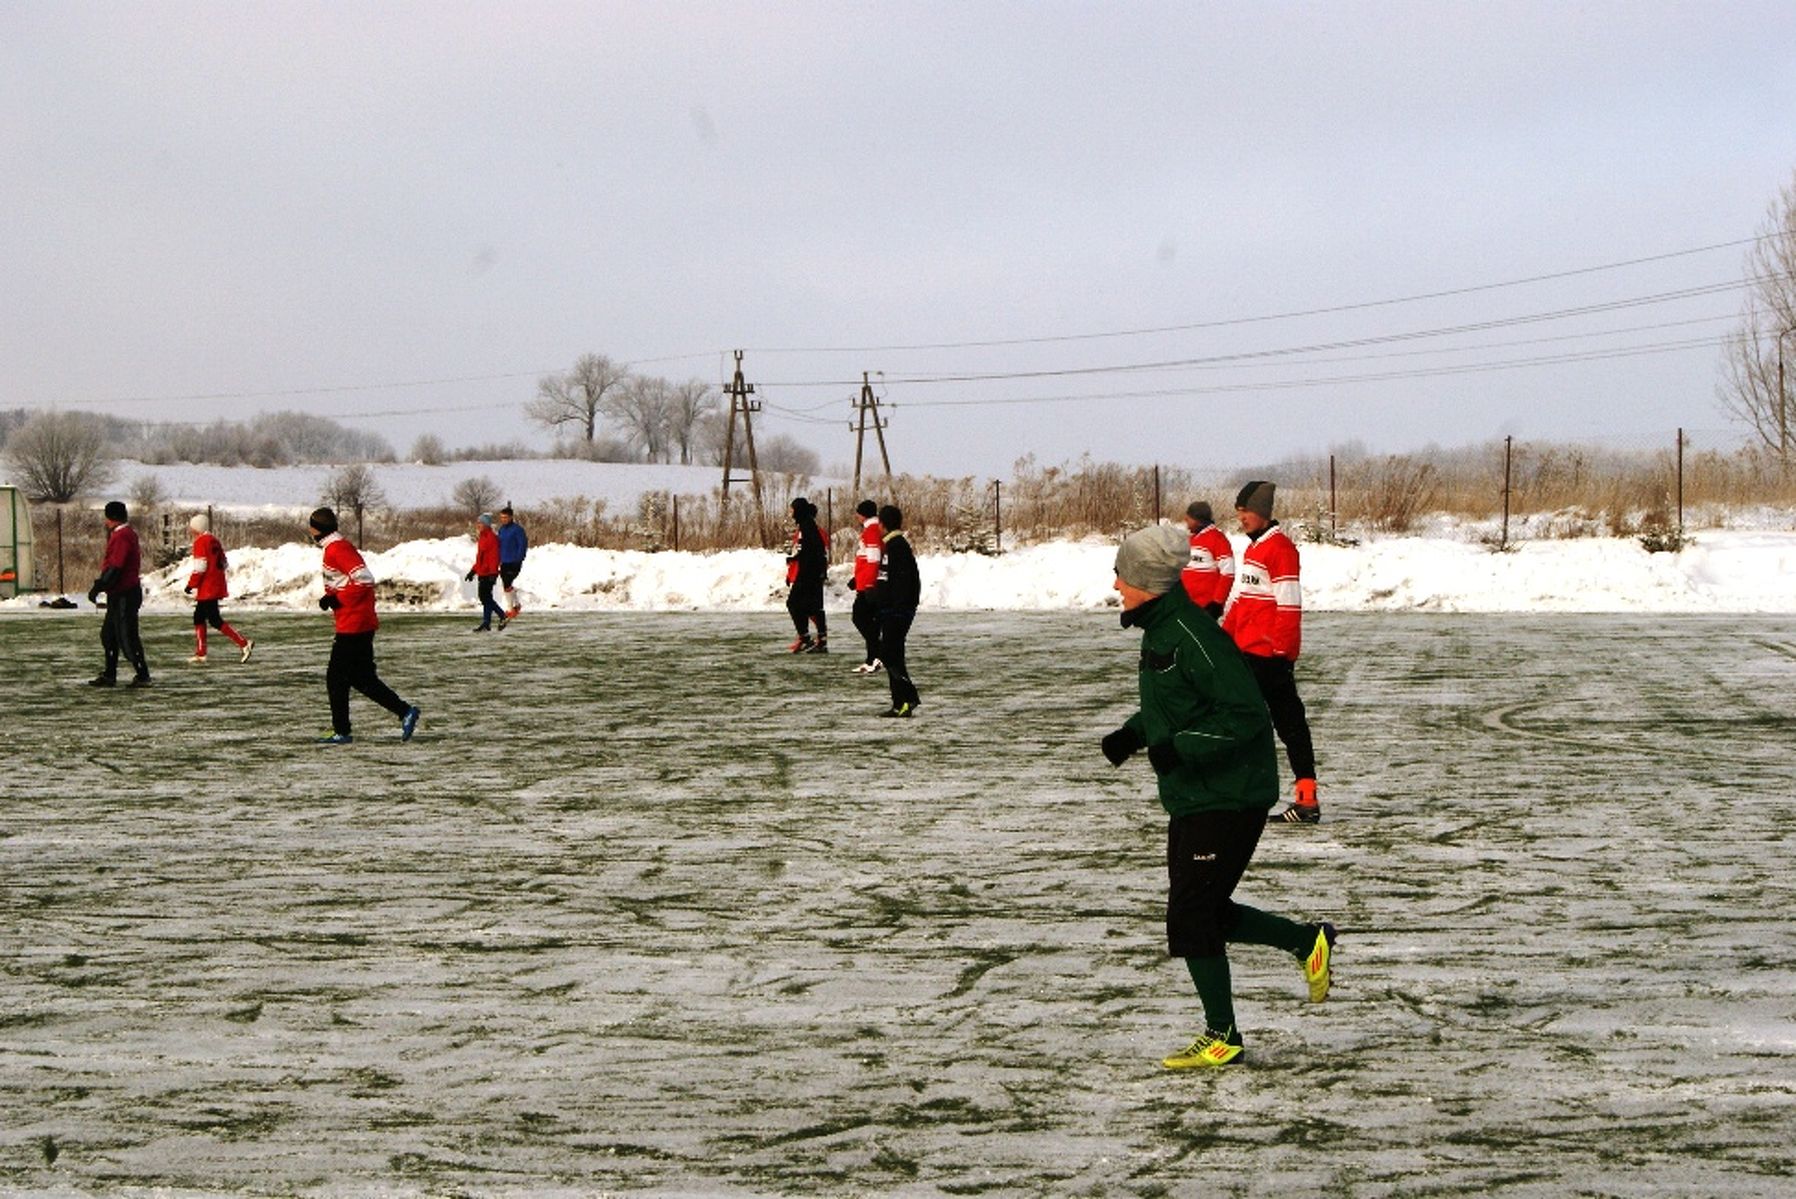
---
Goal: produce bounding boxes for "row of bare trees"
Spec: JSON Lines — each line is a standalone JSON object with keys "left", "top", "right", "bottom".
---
{"left": 525, "top": 354, "right": 716, "bottom": 464}
{"left": 524, "top": 353, "right": 821, "bottom": 473}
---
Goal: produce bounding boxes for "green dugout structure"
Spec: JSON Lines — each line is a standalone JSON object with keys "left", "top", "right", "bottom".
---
{"left": 1, "top": 485, "right": 36, "bottom": 598}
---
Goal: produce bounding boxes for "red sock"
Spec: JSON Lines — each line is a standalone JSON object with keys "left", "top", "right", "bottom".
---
{"left": 220, "top": 622, "right": 248, "bottom": 648}
{"left": 194, "top": 625, "right": 207, "bottom": 656}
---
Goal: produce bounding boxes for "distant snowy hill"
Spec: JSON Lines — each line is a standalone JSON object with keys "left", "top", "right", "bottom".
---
{"left": 114, "top": 458, "right": 742, "bottom": 512}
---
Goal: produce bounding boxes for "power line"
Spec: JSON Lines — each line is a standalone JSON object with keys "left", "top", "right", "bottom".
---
{"left": 744, "top": 234, "right": 1771, "bottom": 354}
{"left": 751, "top": 275, "right": 1765, "bottom": 389}
{"left": 892, "top": 334, "right": 1731, "bottom": 408}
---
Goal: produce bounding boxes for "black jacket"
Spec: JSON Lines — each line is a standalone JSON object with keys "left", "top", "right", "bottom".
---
{"left": 873, "top": 531, "right": 921, "bottom": 609}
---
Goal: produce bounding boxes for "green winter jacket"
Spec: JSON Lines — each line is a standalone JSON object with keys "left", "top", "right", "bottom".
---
{"left": 1122, "top": 587, "right": 1279, "bottom": 818}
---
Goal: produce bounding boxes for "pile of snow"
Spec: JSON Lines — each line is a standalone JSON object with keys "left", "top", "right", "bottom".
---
{"left": 9, "top": 528, "right": 1794, "bottom": 615}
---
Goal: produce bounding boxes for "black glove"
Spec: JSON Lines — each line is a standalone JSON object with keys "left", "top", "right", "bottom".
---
{"left": 184, "top": 585, "right": 195, "bottom": 595}
{"left": 464, "top": 570, "right": 474, "bottom": 582}
{"left": 86, "top": 587, "right": 100, "bottom": 605}
{"left": 319, "top": 594, "right": 341, "bottom": 611}
{"left": 1204, "top": 601, "right": 1224, "bottom": 620}
{"left": 1148, "top": 741, "right": 1182, "bottom": 776}
{"left": 1101, "top": 726, "right": 1144, "bottom": 767}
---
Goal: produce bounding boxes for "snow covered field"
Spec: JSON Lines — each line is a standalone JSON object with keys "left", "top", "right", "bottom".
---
{"left": 4, "top": 611, "right": 1795, "bottom": 1195}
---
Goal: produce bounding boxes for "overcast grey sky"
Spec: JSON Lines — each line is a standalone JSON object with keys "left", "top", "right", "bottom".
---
{"left": 4, "top": 1, "right": 1794, "bottom": 476}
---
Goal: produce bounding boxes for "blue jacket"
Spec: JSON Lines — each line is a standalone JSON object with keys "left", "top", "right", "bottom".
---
{"left": 497, "top": 522, "right": 528, "bottom": 564}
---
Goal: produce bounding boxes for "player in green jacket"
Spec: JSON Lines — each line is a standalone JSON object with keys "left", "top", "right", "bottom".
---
{"left": 1101, "top": 523, "right": 1337, "bottom": 1068}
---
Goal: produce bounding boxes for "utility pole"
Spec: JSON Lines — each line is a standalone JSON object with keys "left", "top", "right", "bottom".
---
{"left": 719, "top": 350, "right": 766, "bottom": 542}
{"left": 1778, "top": 326, "right": 1794, "bottom": 473}
{"left": 850, "top": 371, "right": 892, "bottom": 497}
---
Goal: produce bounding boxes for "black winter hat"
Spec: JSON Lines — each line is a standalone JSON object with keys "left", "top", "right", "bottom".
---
{"left": 1185, "top": 500, "right": 1213, "bottom": 524}
{"left": 878, "top": 504, "right": 903, "bottom": 531}
{"left": 308, "top": 506, "right": 340, "bottom": 537}
{"left": 856, "top": 499, "right": 878, "bottom": 518}
{"left": 1234, "top": 481, "right": 1275, "bottom": 519}
{"left": 103, "top": 500, "right": 128, "bottom": 522}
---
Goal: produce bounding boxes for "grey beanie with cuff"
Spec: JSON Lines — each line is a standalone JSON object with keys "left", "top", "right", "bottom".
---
{"left": 1114, "top": 524, "right": 1190, "bottom": 596}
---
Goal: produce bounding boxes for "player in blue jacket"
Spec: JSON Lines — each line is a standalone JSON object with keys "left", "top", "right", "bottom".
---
{"left": 497, "top": 503, "right": 528, "bottom": 619}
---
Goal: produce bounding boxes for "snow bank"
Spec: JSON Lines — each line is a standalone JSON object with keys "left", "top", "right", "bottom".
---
{"left": 8, "top": 527, "right": 1793, "bottom": 615}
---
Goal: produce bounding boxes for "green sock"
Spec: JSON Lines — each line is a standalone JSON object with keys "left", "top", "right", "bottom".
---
{"left": 1184, "top": 955, "right": 1236, "bottom": 1037}
{"left": 1229, "top": 904, "right": 1313, "bottom": 957}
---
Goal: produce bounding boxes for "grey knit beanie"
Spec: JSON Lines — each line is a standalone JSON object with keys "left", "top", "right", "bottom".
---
{"left": 1234, "top": 480, "right": 1275, "bottom": 519}
{"left": 1114, "top": 524, "right": 1189, "bottom": 595}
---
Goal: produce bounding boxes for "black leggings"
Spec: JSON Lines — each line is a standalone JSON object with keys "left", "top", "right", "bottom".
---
{"left": 326, "top": 632, "right": 411, "bottom": 736}
{"left": 851, "top": 590, "right": 881, "bottom": 664}
{"left": 1243, "top": 653, "right": 1317, "bottom": 780}
{"left": 787, "top": 581, "right": 825, "bottom": 638}
{"left": 878, "top": 606, "right": 920, "bottom": 708}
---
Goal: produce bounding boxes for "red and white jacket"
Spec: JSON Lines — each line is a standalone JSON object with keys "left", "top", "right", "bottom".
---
{"left": 319, "top": 532, "right": 379, "bottom": 634}
{"left": 853, "top": 515, "right": 884, "bottom": 591}
{"left": 185, "top": 531, "right": 230, "bottom": 602}
{"left": 1221, "top": 522, "right": 1301, "bottom": 660}
{"left": 1179, "top": 523, "right": 1235, "bottom": 610}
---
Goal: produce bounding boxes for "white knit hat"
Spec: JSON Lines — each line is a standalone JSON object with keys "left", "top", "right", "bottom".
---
{"left": 190, "top": 513, "right": 210, "bottom": 534}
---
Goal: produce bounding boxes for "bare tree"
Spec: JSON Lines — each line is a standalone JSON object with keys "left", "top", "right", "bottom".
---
{"left": 666, "top": 378, "right": 721, "bottom": 464}
{"left": 321, "top": 463, "right": 387, "bottom": 515}
{"left": 3, "top": 410, "right": 116, "bottom": 503}
{"left": 756, "top": 434, "right": 821, "bottom": 475}
{"left": 411, "top": 433, "right": 446, "bottom": 465}
{"left": 603, "top": 375, "right": 674, "bottom": 462}
{"left": 527, "top": 353, "right": 632, "bottom": 443}
{"left": 1721, "top": 171, "right": 1796, "bottom": 463}
{"left": 450, "top": 475, "right": 502, "bottom": 515}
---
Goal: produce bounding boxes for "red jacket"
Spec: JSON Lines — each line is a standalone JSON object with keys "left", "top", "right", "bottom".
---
{"left": 852, "top": 516, "right": 884, "bottom": 590}
{"left": 1221, "top": 523, "right": 1301, "bottom": 660}
{"left": 98, "top": 523, "right": 142, "bottom": 592}
{"left": 319, "top": 532, "right": 379, "bottom": 634}
{"left": 1179, "top": 523, "right": 1235, "bottom": 610}
{"left": 186, "top": 531, "right": 229, "bottom": 601}
{"left": 471, "top": 525, "right": 500, "bottom": 577}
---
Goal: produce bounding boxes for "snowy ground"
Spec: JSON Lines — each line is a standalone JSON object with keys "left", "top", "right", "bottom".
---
{"left": 4, "top": 611, "right": 1795, "bottom": 1196}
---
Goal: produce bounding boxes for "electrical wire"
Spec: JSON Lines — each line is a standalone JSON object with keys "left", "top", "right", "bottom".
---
{"left": 742, "top": 234, "right": 1773, "bottom": 354}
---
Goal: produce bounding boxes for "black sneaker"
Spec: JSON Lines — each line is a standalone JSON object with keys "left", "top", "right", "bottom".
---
{"left": 87, "top": 675, "right": 117, "bottom": 687}
{"left": 805, "top": 638, "right": 829, "bottom": 654}
{"left": 127, "top": 675, "right": 152, "bottom": 689}
{"left": 1269, "top": 802, "right": 1320, "bottom": 825}
{"left": 879, "top": 702, "right": 914, "bottom": 718}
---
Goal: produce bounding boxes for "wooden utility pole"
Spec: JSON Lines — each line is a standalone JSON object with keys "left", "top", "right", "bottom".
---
{"left": 719, "top": 350, "right": 766, "bottom": 542}
{"left": 1500, "top": 435, "right": 1513, "bottom": 550}
{"left": 850, "top": 371, "right": 892, "bottom": 497}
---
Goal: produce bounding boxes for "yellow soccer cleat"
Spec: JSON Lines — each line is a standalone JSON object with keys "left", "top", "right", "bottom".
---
{"left": 1305, "top": 923, "right": 1338, "bottom": 1003}
{"left": 1161, "top": 1028, "right": 1243, "bottom": 1069}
